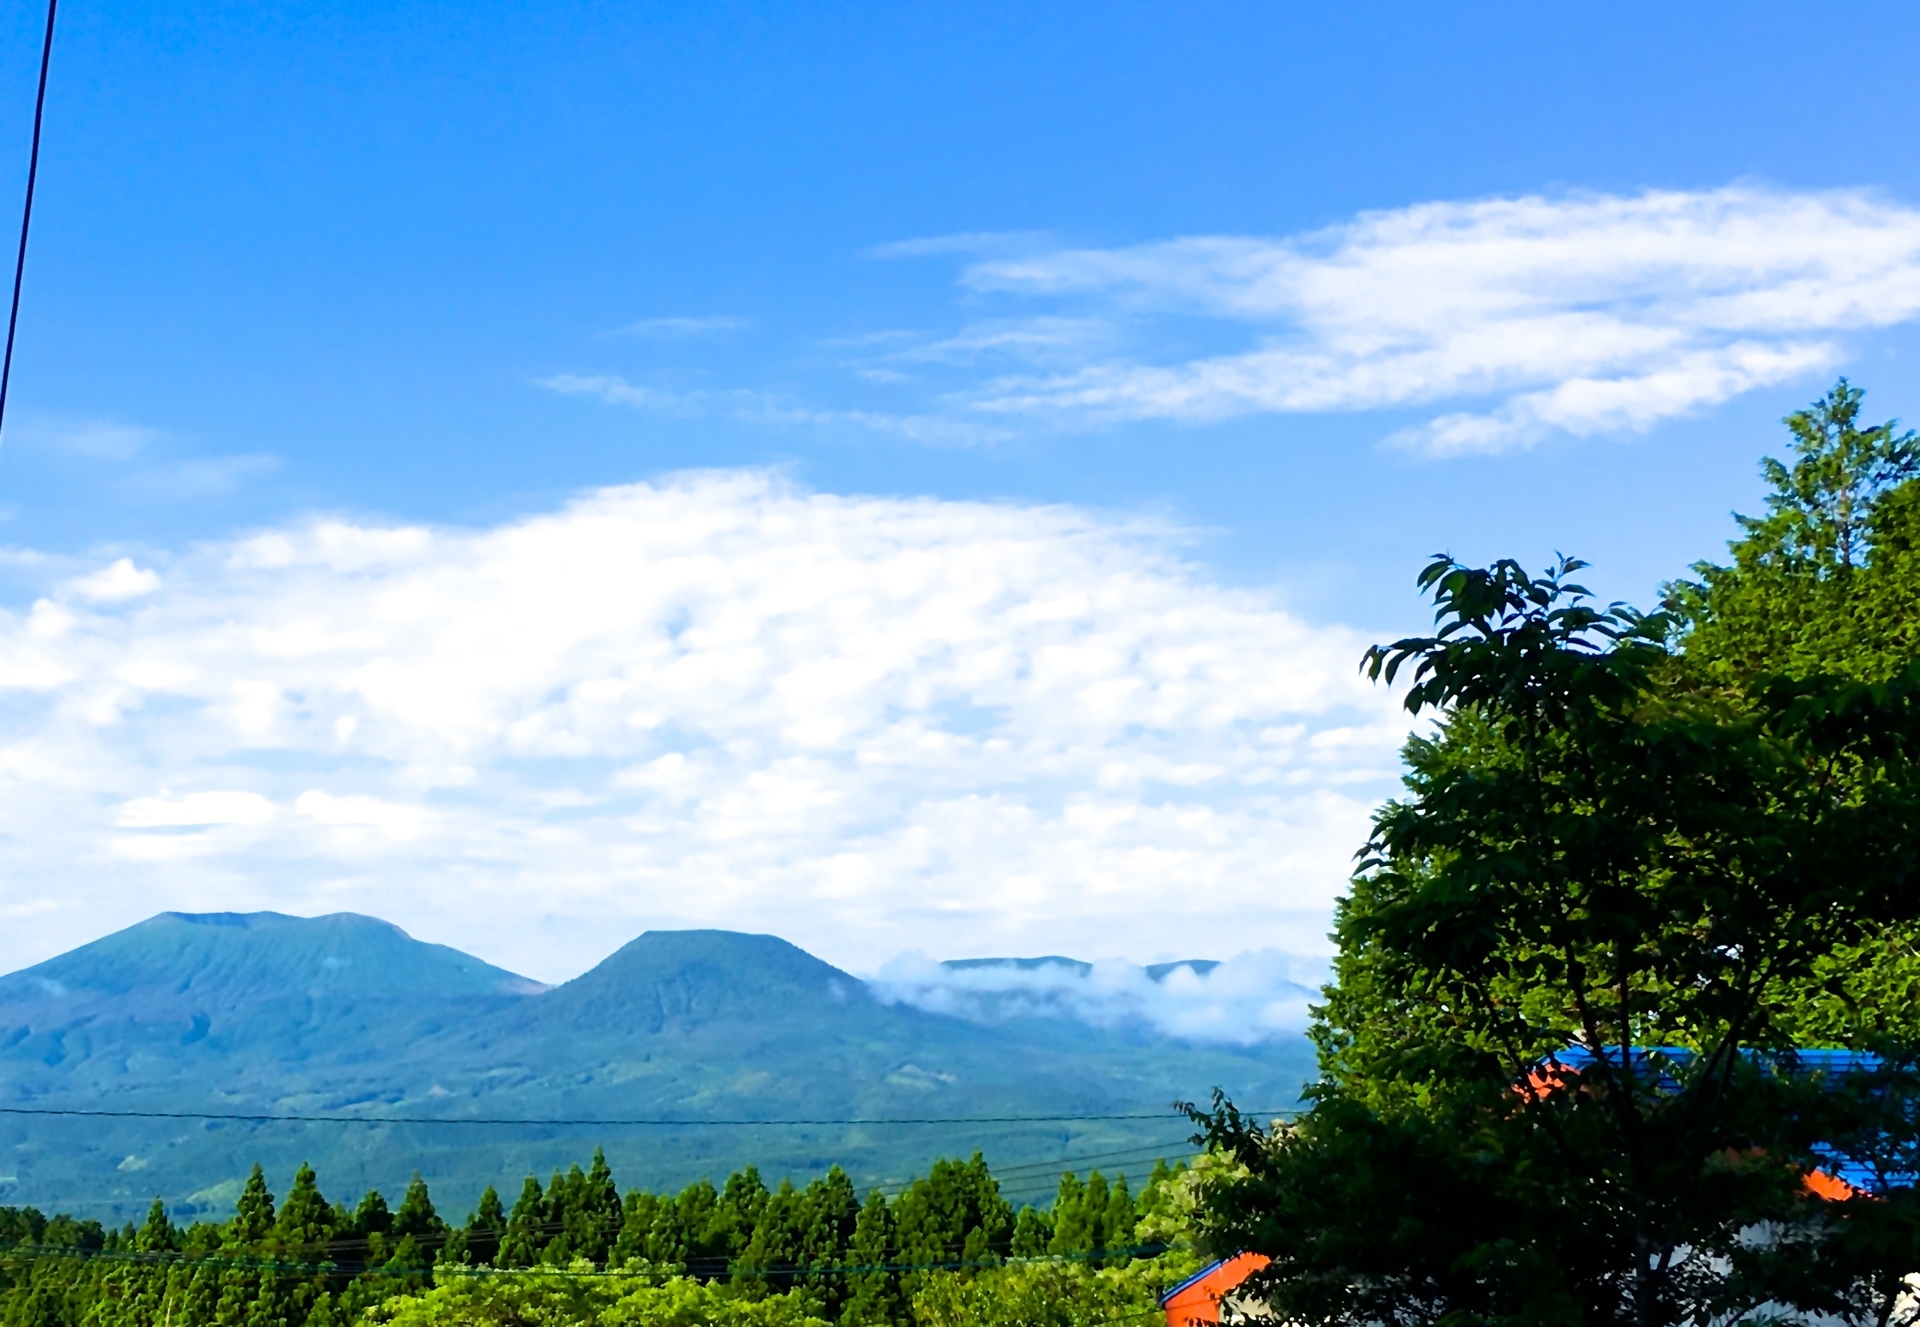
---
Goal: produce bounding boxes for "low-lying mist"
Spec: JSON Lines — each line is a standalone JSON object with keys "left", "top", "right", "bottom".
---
{"left": 869, "top": 949, "right": 1328, "bottom": 1046}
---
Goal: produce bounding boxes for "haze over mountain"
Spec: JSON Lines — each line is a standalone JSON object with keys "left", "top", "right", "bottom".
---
{"left": 0, "top": 913, "right": 1314, "bottom": 1221}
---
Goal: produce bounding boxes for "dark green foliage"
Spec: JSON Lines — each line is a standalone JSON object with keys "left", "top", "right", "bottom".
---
{"left": 0, "top": 1149, "right": 1186, "bottom": 1327}
{"left": 839, "top": 1189, "right": 903, "bottom": 1327}
{"left": 228, "top": 1168, "right": 273, "bottom": 1247}
{"left": 492, "top": 1175, "right": 544, "bottom": 1270}
{"left": 890, "top": 1153, "right": 1012, "bottom": 1301}
{"left": 1671, "top": 379, "right": 1920, "bottom": 681}
{"left": 135, "top": 1202, "right": 175, "bottom": 1256}
{"left": 1195, "top": 384, "right": 1920, "bottom": 1327}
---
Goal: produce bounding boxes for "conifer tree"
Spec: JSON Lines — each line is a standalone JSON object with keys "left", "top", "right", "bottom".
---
{"left": 230, "top": 1166, "right": 276, "bottom": 1246}
{"left": 135, "top": 1199, "right": 177, "bottom": 1254}
{"left": 735, "top": 1180, "right": 805, "bottom": 1298}
{"left": 573, "top": 1149, "right": 621, "bottom": 1266}
{"left": 389, "top": 1175, "right": 445, "bottom": 1263}
{"left": 674, "top": 1178, "right": 724, "bottom": 1276}
{"left": 714, "top": 1167, "right": 769, "bottom": 1265}
{"left": 1102, "top": 1175, "right": 1135, "bottom": 1266}
{"left": 611, "top": 1190, "right": 661, "bottom": 1266}
{"left": 839, "top": 1190, "right": 902, "bottom": 1327}
{"left": 1009, "top": 1206, "right": 1051, "bottom": 1257}
{"left": 1046, "top": 1173, "right": 1091, "bottom": 1256}
{"left": 799, "top": 1167, "right": 858, "bottom": 1317}
{"left": 273, "top": 1164, "right": 335, "bottom": 1253}
{"left": 494, "top": 1176, "right": 545, "bottom": 1269}
{"left": 450, "top": 1186, "right": 506, "bottom": 1268}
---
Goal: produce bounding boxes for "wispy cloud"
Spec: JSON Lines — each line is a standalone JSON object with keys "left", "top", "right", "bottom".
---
{"left": 12, "top": 419, "right": 164, "bottom": 461}
{"left": 950, "top": 187, "right": 1920, "bottom": 454}
{"left": 538, "top": 373, "right": 1008, "bottom": 446}
{"left": 871, "top": 950, "right": 1327, "bottom": 1045}
{"left": 0, "top": 472, "right": 1407, "bottom": 982}
{"left": 866, "top": 231, "right": 1055, "bottom": 260}
{"left": 608, "top": 315, "right": 752, "bottom": 338}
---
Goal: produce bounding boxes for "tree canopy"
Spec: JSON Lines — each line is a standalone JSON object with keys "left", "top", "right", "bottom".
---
{"left": 1194, "top": 381, "right": 1920, "bottom": 1327}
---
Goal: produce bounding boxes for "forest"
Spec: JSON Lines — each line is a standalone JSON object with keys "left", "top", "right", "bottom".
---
{"left": 0, "top": 1148, "right": 1206, "bottom": 1327}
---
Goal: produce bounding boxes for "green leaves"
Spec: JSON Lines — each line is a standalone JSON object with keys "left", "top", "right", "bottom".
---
{"left": 1200, "top": 463, "right": 1920, "bottom": 1324}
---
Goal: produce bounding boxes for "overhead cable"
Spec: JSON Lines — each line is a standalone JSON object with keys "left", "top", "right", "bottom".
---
{"left": 0, "top": 0, "right": 57, "bottom": 443}
{"left": 0, "top": 1104, "right": 1260, "bottom": 1127}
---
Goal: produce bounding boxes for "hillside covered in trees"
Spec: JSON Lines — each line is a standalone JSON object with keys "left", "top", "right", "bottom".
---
{"left": 0, "top": 1148, "right": 1207, "bottom": 1327}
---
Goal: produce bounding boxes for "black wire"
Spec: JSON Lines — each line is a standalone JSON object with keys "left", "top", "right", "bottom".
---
{"left": 0, "top": 0, "right": 56, "bottom": 443}
{"left": 0, "top": 1104, "right": 1250, "bottom": 1127}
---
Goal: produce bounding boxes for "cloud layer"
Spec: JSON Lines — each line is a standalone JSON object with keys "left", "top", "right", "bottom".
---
{"left": 0, "top": 472, "right": 1407, "bottom": 982}
{"left": 902, "top": 187, "right": 1920, "bottom": 454}
{"left": 872, "top": 950, "right": 1327, "bottom": 1046}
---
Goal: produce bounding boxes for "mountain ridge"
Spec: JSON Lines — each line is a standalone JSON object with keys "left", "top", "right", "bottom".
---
{"left": 0, "top": 911, "right": 1314, "bottom": 1221}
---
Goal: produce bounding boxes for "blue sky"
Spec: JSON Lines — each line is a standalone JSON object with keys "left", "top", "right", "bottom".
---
{"left": 2, "top": 2, "right": 1919, "bottom": 982}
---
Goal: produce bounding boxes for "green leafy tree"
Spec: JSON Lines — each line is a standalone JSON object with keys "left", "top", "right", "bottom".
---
{"left": 1194, "top": 542, "right": 1920, "bottom": 1327}
{"left": 1671, "top": 379, "right": 1920, "bottom": 680}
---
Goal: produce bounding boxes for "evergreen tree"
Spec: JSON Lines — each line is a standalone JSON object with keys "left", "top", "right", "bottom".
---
{"left": 610, "top": 1190, "right": 662, "bottom": 1267}
{"left": 273, "top": 1164, "right": 335, "bottom": 1253}
{"left": 892, "top": 1154, "right": 1010, "bottom": 1297}
{"left": 1008, "top": 1206, "right": 1051, "bottom": 1258}
{"left": 389, "top": 1175, "right": 445, "bottom": 1265}
{"left": 712, "top": 1167, "right": 768, "bottom": 1266}
{"left": 735, "top": 1179, "right": 806, "bottom": 1298}
{"left": 839, "top": 1190, "right": 902, "bottom": 1327}
{"left": 230, "top": 1166, "right": 276, "bottom": 1246}
{"left": 674, "top": 1178, "right": 725, "bottom": 1277}
{"left": 1045, "top": 1173, "right": 1091, "bottom": 1256}
{"left": 451, "top": 1186, "right": 505, "bottom": 1268}
{"left": 569, "top": 1149, "right": 621, "bottom": 1266}
{"left": 798, "top": 1167, "right": 858, "bottom": 1317}
{"left": 135, "top": 1199, "right": 177, "bottom": 1255}
{"left": 494, "top": 1176, "right": 544, "bottom": 1269}
{"left": 1101, "top": 1174, "right": 1135, "bottom": 1266}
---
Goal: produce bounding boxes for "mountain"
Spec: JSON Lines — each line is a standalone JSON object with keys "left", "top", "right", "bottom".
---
{"left": 0, "top": 911, "right": 539, "bottom": 1096}
{"left": 0, "top": 914, "right": 1314, "bottom": 1222}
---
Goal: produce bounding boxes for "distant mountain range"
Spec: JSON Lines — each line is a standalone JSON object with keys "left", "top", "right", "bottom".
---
{"left": 0, "top": 912, "right": 1315, "bottom": 1223}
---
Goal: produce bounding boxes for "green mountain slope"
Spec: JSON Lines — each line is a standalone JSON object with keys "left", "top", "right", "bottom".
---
{"left": 0, "top": 914, "right": 1314, "bottom": 1222}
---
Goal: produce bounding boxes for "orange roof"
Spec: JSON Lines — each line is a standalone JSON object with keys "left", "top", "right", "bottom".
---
{"left": 1162, "top": 1253, "right": 1271, "bottom": 1327}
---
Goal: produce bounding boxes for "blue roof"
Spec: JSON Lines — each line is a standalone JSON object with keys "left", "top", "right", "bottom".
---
{"left": 1160, "top": 1258, "right": 1231, "bottom": 1307}
{"left": 1543, "top": 1046, "right": 1905, "bottom": 1191}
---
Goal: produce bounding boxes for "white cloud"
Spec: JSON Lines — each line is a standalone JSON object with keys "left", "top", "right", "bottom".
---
{"left": 0, "top": 471, "right": 1407, "bottom": 982}
{"left": 115, "top": 791, "right": 277, "bottom": 829}
{"left": 66, "top": 558, "right": 162, "bottom": 603}
{"left": 956, "top": 187, "right": 1920, "bottom": 454}
{"left": 871, "top": 950, "right": 1327, "bottom": 1045}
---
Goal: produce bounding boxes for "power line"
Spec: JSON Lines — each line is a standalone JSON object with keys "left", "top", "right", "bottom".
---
{"left": 0, "top": 1104, "right": 1249, "bottom": 1127}
{"left": 0, "top": 0, "right": 56, "bottom": 444}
